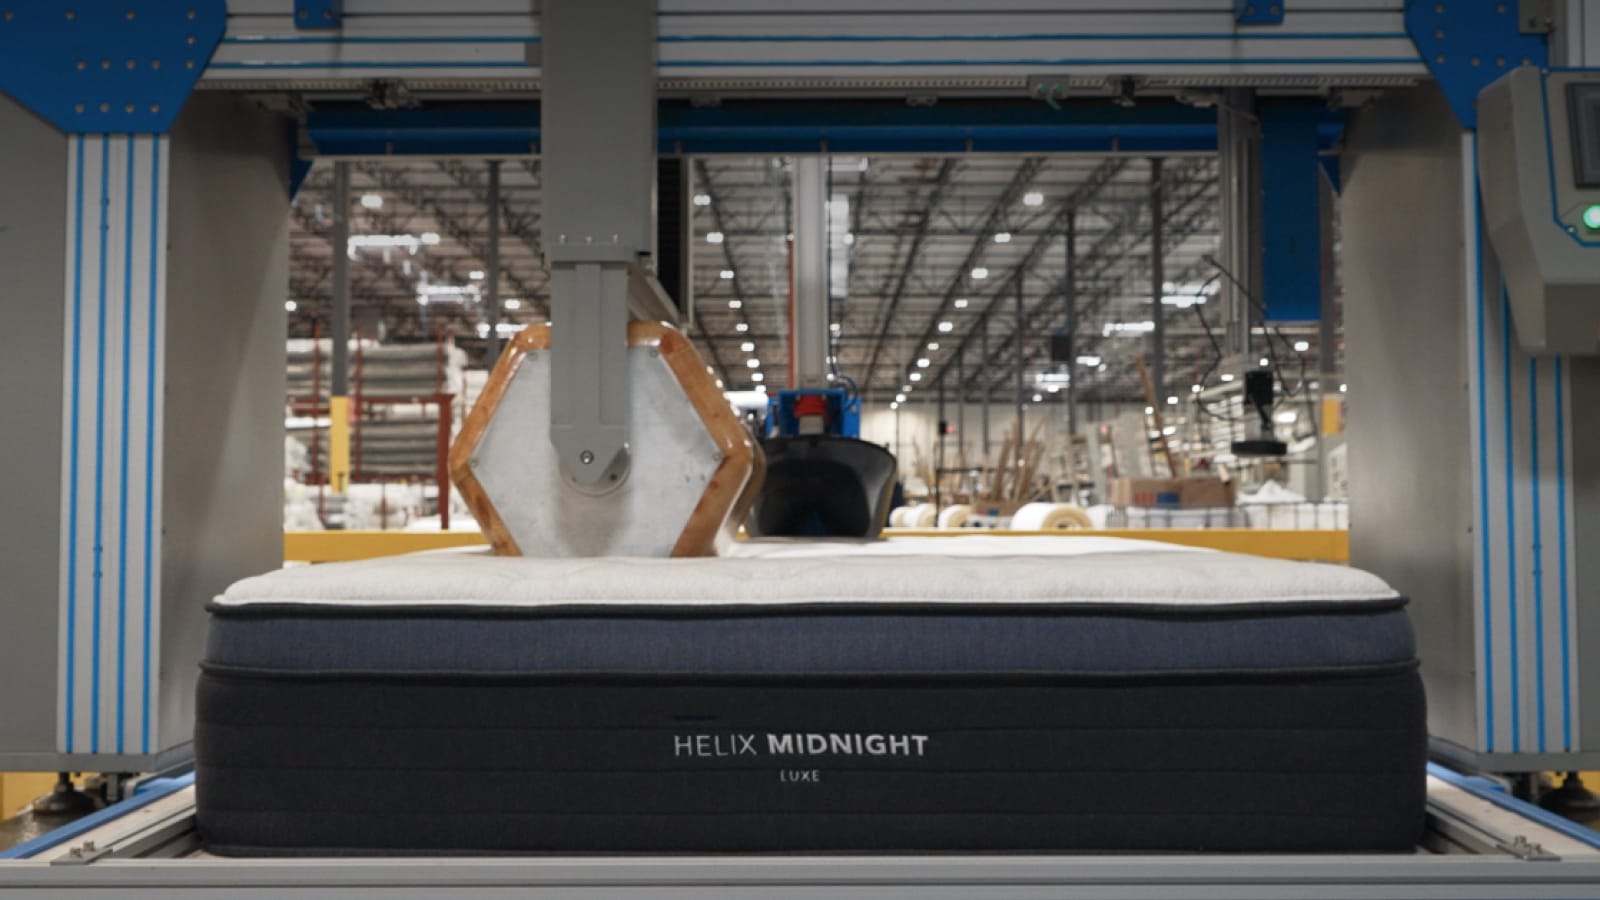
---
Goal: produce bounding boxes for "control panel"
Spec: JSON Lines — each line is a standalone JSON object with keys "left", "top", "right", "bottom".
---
{"left": 1479, "top": 68, "right": 1600, "bottom": 354}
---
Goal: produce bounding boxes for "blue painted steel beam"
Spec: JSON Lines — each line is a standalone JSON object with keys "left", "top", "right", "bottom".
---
{"left": 1259, "top": 102, "right": 1327, "bottom": 322}
{"left": 0, "top": 0, "right": 226, "bottom": 134}
{"left": 1405, "top": 0, "right": 1548, "bottom": 129}
{"left": 1235, "top": 0, "right": 1286, "bottom": 26}
{"left": 306, "top": 100, "right": 1342, "bottom": 157}
{"left": 295, "top": 0, "right": 343, "bottom": 30}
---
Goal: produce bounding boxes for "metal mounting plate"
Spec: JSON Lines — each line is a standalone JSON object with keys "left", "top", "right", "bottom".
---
{"left": 0, "top": 0, "right": 225, "bottom": 134}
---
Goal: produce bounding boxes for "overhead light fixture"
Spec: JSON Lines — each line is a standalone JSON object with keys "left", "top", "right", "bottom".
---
{"left": 993, "top": 232, "right": 1012, "bottom": 244}
{"left": 751, "top": 372, "right": 764, "bottom": 383}
{"left": 504, "top": 298, "right": 521, "bottom": 310}
{"left": 1097, "top": 363, "right": 1108, "bottom": 372}
{"left": 1144, "top": 406, "right": 1154, "bottom": 415}
{"left": 347, "top": 234, "right": 422, "bottom": 255}
{"left": 1191, "top": 384, "right": 1202, "bottom": 394}
{"left": 1293, "top": 340, "right": 1310, "bottom": 352}
{"left": 415, "top": 283, "right": 481, "bottom": 304}
{"left": 359, "top": 193, "right": 383, "bottom": 210}
{"left": 1220, "top": 373, "right": 1236, "bottom": 382}
{"left": 954, "top": 298, "right": 969, "bottom": 309}
{"left": 1275, "top": 410, "right": 1298, "bottom": 424}
{"left": 895, "top": 393, "right": 907, "bottom": 403}
{"left": 469, "top": 270, "right": 486, "bottom": 281}
{"left": 1260, "top": 357, "right": 1271, "bottom": 367}
{"left": 715, "top": 379, "right": 724, "bottom": 389}
{"left": 746, "top": 358, "right": 760, "bottom": 369}
{"left": 1032, "top": 393, "right": 1043, "bottom": 402}
{"left": 1047, "top": 385, "right": 1061, "bottom": 393}
{"left": 692, "top": 193, "right": 712, "bottom": 207}
{"left": 1075, "top": 354, "right": 1101, "bottom": 366}
{"left": 420, "top": 231, "right": 441, "bottom": 245}
{"left": 916, "top": 358, "right": 930, "bottom": 368}
{"left": 1167, "top": 396, "right": 1179, "bottom": 405}
{"left": 1162, "top": 425, "right": 1177, "bottom": 436}
{"left": 706, "top": 231, "right": 725, "bottom": 244}
{"left": 284, "top": 300, "right": 297, "bottom": 312}
{"left": 1102, "top": 321, "right": 1155, "bottom": 336}
{"left": 971, "top": 267, "right": 989, "bottom": 280}
{"left": 735, "top": 322, "right": 749, "bottom": 333}
{"left": 830, "top": 322, "right": 841, "bottom": 333}
{"left": 729, "top": 299, "right": 742, "bottom": 309}
{"left": 890, "top": 401, "right": 899, "bottom": 410}
{"left": 740, "top": 341, "right": 755, "bottom": 352}
{"left": 720, "top": 269, "right": 735, "bottom": 280}
{"left": 910, "top": 372, "right": 923, "bottom": 382}
{"left": 902, "top": 384, "right": 912, "bottom": 392}
{"left": 927, "top": 342, "right": 939, "bottom": 351}
{"left": 1023, "top": 191, "right": 1045, "bottom": 207}
{"left": 1340, "top": 383, "right": 1348, "bottom": 393}
{"left": 937, "top": 321, "right": 954, "bottom": 333}
{"left": 843, "top": 232, "right": 855, "bottom": 246}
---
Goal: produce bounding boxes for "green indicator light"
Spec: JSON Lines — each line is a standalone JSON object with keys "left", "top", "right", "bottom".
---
{"left": 1584, "top": 205, "right": 1600, "bottom": 230}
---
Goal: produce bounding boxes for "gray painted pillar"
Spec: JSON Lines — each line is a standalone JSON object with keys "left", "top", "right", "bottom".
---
{"left": 330, "top": 161, "right": 351, "bottom": 396}
{"left": 1015, "top": 274, "right": 1026, "bottom": 441}
{"left": 1150, "top": 157, "right": 1166, "bottom": 408}
{"left": 1218, "top": 88, "right": 1262, "bottom": 362}
{"left": 981, "top": 317, "right": 991, "bottom": 458}
{"left": 791, "top": 155, "right": 829, "bottom": 388}
{"left": 1065, "top": 209, "right": 1078, "bottom": 440}
{"left": 485, "top": 159, "right": 502, "bottom": 364}
{"left": 1311, "top": 168, "right": 1337, "bottom": 502}
{"left": 956, "top": 349, "right": 966, "bottom": 460}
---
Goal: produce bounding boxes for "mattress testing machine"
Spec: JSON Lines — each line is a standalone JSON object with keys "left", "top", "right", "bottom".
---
{"left": 3, "top": 1, "right": 1600, "bottom": 896}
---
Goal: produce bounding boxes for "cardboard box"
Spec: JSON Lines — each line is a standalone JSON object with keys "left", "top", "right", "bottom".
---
{"left": 1112, "top": 477, "right": 1237, "bottom": 509}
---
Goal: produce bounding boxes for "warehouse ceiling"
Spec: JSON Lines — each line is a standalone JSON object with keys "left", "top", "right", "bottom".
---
{"left": 288, "top": 153, "right": 1334, "bottom": 405}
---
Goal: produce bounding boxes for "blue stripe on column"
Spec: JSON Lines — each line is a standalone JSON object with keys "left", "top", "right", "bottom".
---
{"left": 142, "top": 137, "right": 160, "bottom": 754}
{"left": 1554, "top": 356, "right": 1572, "bottom": 750}
{"left": 65, "top": 135, "right": 86, "bottom": 755}
{"left": 1528, "top": 355, "right": 1544, "bottom": 752}
{"left": 117, "top": 137, "right": 134, "bottom": 755}
{"left": 1472, "top": 166, "right": 1494, "bottom": 752}
{"left": 1501, "top": 286, "right": 1519, "bottom": 753}
{"left": 91, "top": 136, "right": 110, "bottom": 755}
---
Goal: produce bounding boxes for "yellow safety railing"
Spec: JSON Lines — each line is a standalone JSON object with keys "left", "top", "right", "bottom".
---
{"left": 286, "top": 528, "right": 1348, "bottom": 564}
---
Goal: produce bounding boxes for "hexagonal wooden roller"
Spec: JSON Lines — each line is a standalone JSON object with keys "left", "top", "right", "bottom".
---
{"left": 450, "top": 321, "right": 763, "bottom": 557}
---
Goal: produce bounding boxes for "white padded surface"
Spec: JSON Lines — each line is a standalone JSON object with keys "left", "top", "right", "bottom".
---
{"left": 217, "top": 536, "right": 1398, "bottom": 609}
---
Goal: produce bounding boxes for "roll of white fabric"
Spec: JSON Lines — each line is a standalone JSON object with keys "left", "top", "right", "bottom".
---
{"left": 1010, "top": 502, "right": 1093, "bottom": 531}
{"left": 937, "top": 504, "right": 972, "bottom": 529}
{"left": 888, "top": 507, "right": 910, "bottom": 528}
{"left": 908, "top": 503, "right": 939, "bottom": 528}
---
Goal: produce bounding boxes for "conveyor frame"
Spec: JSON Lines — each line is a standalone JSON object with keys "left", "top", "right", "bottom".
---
{"left": 0, "top": 766, "right": 1596, "bottom": 898}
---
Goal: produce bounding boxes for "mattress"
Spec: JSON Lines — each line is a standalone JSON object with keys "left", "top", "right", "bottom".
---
{"left": 194, "top": 536, "right": 1427, "bottom": 855}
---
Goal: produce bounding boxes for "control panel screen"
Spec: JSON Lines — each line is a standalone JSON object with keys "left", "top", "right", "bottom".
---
{"left": 1567, "top": 83, "right": 1600, "bottom": 188}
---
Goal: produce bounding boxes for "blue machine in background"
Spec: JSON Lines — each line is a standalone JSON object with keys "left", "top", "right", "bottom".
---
{"left": 765, "top": 388, "right": 861, "bottom": 439}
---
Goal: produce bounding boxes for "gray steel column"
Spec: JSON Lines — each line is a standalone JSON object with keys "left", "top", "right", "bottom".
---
{"left": 981, "top": 317, "right": 991, "bottom": 458}
{"left": 485, "top": 159, "right": 503, "bottom": 364}
{"left": 1064, "top": 209, "right": 1078, "bottom": 439}
{"left": 1150, "top": 157, "right": 1166, "bottom": 408}
{"left": 542, "top": 0, "right": 656, "bottom": 486}
{"left": 1015, "top": 274, "right": 1026, "bottom": 440}
{"left": 1311, "top": 166, "right": 1338, "bottom": 502}
{"left": 956, "top": 349, "right": 966, "bottom": 459}
{"left": 1218, "top": 88, "right": 1261, "bottom": 362}
{"left": 330, "top": 161, "right": 351, "bottom": 396}
{"left": 936, "top": 375, "right": 946, "bottom": 510}
{"left": 791, "top": 155, "right": 829, "bottom": 389}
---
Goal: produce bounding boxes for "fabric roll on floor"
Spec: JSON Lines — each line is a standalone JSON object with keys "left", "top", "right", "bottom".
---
{"left": 906, "top": 503, "right": 938, "bottom": 528}
{"left": 1010, "top": 502, "right": 1093, "bottom": 531}
{"left": 938, "top": 504, "right": 972, "bottom": 528}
